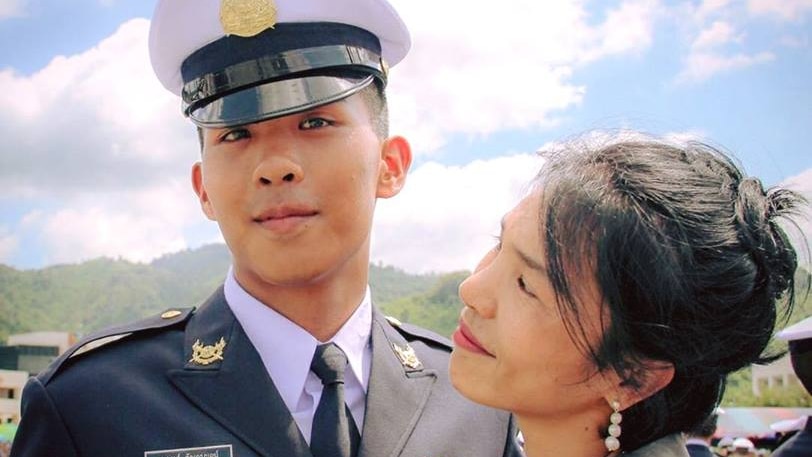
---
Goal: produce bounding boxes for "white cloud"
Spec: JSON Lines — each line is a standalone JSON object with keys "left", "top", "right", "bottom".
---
{"left": 372, "top": 153, "right": 543, "bottom": 273}
{"left": 672, "top": 0, "right": 795, "bottom": 84}
{"left": 0, "top": 0, "right": 26, "bottom": 20}
{"left": 536, "top": 128, "right": 706, "bottom": 154}
{"left": 0, "top": 226, "right": 18, "bottom": 262}
{"left": 20, "top": 181, "right": 201, "bottom": 265}
{"left": 676, "top": 50, "right": 774, "bottom": 83}
{"left": 0, "top": 2, "right": 664, "bottom": 200}
{"left": 679, "top": 20, "right": 753, "bottom": 84}
{"left": 748, "top": 0, "right": 812, "bottom": 21}
{"left": 779, "top": 168, "right": 812, "bottom": 266}
{"left": 782, "top": 168, "right": 812, "bottom": 193}
{"left": 779, "top": 34, "right": 809, "bottom": 47}
{"left": 696, "top": 0, "right": 734, "bottom": 21}
{"left": 386, "top": 0, "right": 661, "bottom": 153}
{"left": 0, "top": 18, "right": 194, "bottom": 198}
{"left": 586, "top": 0, "right": 661, "bottom": 59}
{"left": 692, "top": 21, "right": 743, "bottom": 49}
{"left": 12, "top": 1, "right": 779, "bottom": 271}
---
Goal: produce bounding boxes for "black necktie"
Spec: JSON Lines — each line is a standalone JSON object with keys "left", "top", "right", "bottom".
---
{"left": 310, "top": 343, "right": 360, "bottom": 457}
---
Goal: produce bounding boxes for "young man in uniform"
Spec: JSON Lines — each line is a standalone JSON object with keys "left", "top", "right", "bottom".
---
{"left": 772, "top": 316, "right": 812, "bottom": 457}
{"left": 10, "top": 1, "right": 520, "bottom": 456}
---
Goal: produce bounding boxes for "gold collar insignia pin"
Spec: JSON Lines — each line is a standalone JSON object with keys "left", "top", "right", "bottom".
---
{"left": 190, "top": 337, "right": 227, "bottom": 366}
{"left": 220, "top": 0, "right": 277, "bottom": 37}
{"left": 392, "top": 343, "right": 422, "bottom": 370}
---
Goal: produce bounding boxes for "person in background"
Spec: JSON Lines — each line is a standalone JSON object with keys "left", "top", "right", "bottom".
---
{"left": 730, "top": 438, "right": 756, "bottom": 456}
{"left": 449, "top": 135, "right": 804, "bottom": 456}
{"left": 686, "top": 412, "right": 719, "bottom": 457}
{"left": 772, "top": 315, "right": 812, "bottom": 457}
{"left": 9, "top": 1, "right": 520, "bottom": 456}
{"left": 717, "top": 436, "right": 736, "bottom": 456}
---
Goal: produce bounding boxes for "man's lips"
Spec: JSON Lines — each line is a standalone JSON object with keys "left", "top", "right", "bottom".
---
{"left": 452, "top": 319, "right": 494, "bottom": 357}
{"left": 253, "top": 205, "right": 318, "bottom": 232}
{"left": 254, "top": 205, "right": 318, "bottom": 221}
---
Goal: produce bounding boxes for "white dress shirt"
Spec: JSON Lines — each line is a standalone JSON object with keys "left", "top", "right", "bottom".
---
{"left": 224, "top": 268, "right": 372, "bottom": 443}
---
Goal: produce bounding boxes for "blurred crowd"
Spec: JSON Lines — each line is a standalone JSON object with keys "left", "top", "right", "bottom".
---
{"left": 686, "top": 411, "right": 809, "bottom": 457}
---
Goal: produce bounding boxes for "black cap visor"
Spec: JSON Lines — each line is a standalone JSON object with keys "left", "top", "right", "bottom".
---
{"left": 186, "top": 73, "right": 373, "bottom": 128}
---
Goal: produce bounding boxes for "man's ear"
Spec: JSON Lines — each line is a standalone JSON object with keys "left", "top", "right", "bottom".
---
{"left": 376, "top": 135, "right": 412, "bottom": 199}
{"left": 191, "top": 162, "right": 216, "bottom": 221}
{"left": 605, "top": 359, "right": 675, "bottom": 410}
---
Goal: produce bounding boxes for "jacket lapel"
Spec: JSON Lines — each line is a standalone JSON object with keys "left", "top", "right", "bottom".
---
{"left": 167, "top": 288, "right": 312, "bottom": 457}
{"left": 358, "top": 310, "right": 437, "bottom": 457}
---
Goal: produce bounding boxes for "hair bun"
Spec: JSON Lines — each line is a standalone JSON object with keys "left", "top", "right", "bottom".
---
{"left": 734, "top": 177, "right": 800, "bottom": 302}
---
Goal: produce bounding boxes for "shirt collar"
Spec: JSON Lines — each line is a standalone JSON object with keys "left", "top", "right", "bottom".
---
{"left": 685, "top": 438, "right": 710, "bottom": 447}
{"left": 223, "top": 267, "right": 372, "bottom": 412}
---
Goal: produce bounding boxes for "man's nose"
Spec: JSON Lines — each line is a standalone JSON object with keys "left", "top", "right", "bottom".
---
{"left": 253, "top": 155, "right": 305, "bottom": 186}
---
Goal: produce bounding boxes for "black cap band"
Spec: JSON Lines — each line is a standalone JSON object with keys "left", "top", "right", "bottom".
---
{"left": 180, "top": 22, "right": 385, "bottom": 114}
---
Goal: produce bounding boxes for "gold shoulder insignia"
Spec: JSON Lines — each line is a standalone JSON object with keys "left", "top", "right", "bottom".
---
{"left": 161, "top": 310, "right": 182, "bottom": 319}
{"left": 190, "top": 337, "right": 227, "bottom": 366}
{"left": 392, "top": 343, "right": 422, "bottom": 370}
{"left": 385, "top": 315, "right": 402, "bottom": 327}
{"left": 71, "top": 334, "right": 131, "bottom": 358}
{"left": 220, "top": 0, "right": 277, "bottom": 37}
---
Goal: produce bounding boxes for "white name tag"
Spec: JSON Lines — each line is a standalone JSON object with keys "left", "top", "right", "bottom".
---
{"left": 145, "top": 444, "right": 233, "bottom": 457}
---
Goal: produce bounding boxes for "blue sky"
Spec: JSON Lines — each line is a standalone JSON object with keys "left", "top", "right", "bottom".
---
{"left": 1, "top": 0, "right": 810, "bottom": 273}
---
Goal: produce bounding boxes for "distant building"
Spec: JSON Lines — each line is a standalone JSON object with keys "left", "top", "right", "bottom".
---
{"left": 8, "top": 331, "right": 75, "bottom": 355}
{"left": 751, "top": 354, "right": 802, "bottom": 396}
{"left": 0, "top": 345, "right": 60, "bottom": 376}
{"left": 0, "top": 332, "right": 75, "bottom": 378}
{"left": 0, "top": 331, "right": 75, "bottom": 425}
{"left": 0, "top": 369, "right": 27, "bottom": 423}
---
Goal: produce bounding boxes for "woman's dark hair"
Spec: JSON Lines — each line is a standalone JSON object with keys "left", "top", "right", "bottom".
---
{"left": 535, "top": 136, "right": 806, "bottom": 451}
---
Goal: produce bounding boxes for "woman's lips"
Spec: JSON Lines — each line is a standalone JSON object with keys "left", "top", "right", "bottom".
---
{"left": 452, "top": 320, "right": 494, "bottom": 357}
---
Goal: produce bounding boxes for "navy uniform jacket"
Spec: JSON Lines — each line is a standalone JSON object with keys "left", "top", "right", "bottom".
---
{"left": 685, "top": 443, "right": 714, "bottom": 457}
{"left": 772, "top": 418, "right": 812, "bottom": 457}
{"left": 11, "top": 288, "right": 521, "bottom": 457}
{"left": 625, "top": 434, "right": 689, "bottom": 457}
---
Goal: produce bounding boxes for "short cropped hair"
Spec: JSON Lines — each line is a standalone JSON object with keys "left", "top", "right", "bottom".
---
{"left": 196, "top": 80, "right": 388, "bottom": 150}
{"left": 534, "top": 136, "right": 805, "bottom": 451}
{"left": 359, "top": 79, "right": 389, "bottom": 139}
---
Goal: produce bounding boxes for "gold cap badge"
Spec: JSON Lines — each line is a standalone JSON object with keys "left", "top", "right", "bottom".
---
{"left": 190, "top": 337, "right": 227, "bottom": 366}
{"left": 392, "top": 343, "right": 422, "bottom": 370}
{"left": 220, "top": 0, "right": 277, "bottom": 37}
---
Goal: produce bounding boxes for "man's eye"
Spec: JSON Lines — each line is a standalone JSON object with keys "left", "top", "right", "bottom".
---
{"left": 300, "top": 117, "right": 332, "bottom": 130}
{"left": 220, "top": 128, "right": 250, "bottom": 142}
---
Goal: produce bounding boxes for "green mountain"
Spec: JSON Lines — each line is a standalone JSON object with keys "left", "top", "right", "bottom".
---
{"left": 0, "top": 244, "right": 465, "bottom": 340}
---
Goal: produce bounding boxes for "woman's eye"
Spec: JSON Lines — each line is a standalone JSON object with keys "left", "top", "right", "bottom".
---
{"left": 517, "top": 276, "right": 537, "bottom": 298}
{"left": 491, "top": 234, "right": 503, "bottom": 252}
{"left": 220, "top": 128, "right": 250, "bottom": 142}
{"left": 300, "top": 117, "right": 332, "bottom": 130}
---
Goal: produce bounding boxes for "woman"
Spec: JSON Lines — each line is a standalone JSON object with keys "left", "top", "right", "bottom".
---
{"left": 450, "top": 137, "right": 805, "bottom": 456}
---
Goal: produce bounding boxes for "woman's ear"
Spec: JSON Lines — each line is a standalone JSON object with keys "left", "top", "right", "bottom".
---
{"left": 605, "top": 359, "right": 675, "bottom": 410}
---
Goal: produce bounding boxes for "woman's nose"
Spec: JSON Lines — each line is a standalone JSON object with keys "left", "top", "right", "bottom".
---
{"left": 459, "top": 256, "right": 498, "bottom": 319}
